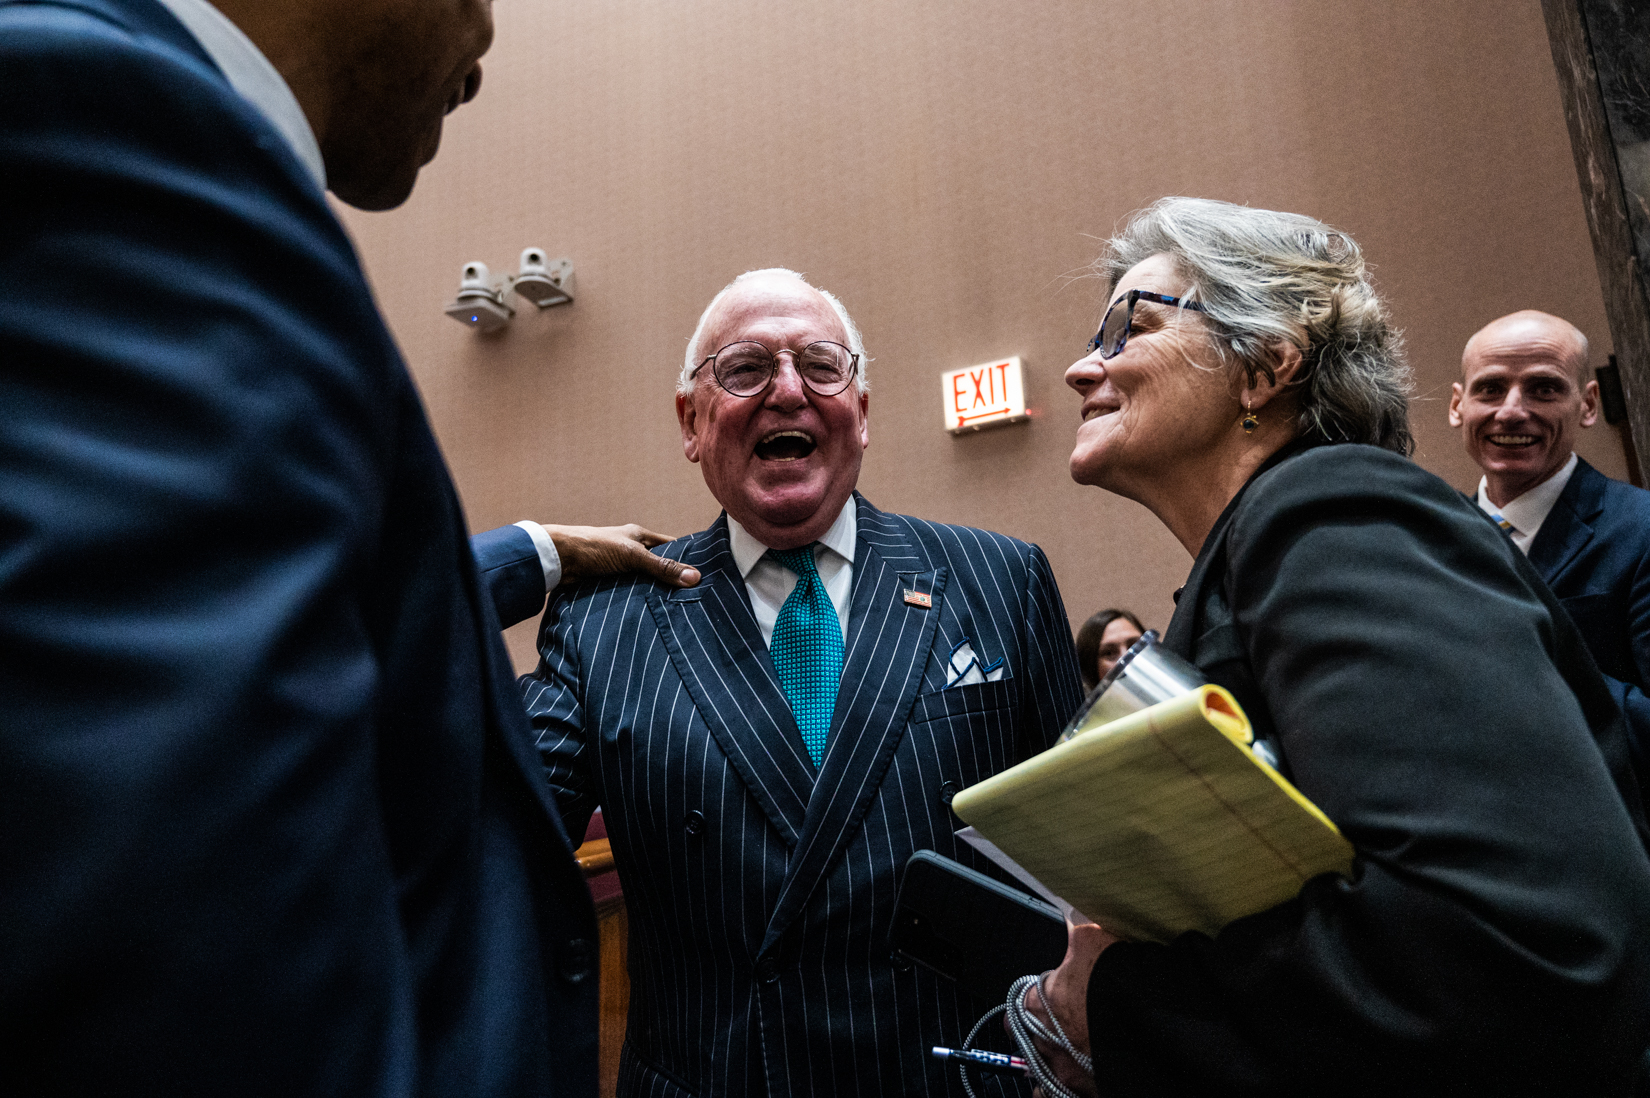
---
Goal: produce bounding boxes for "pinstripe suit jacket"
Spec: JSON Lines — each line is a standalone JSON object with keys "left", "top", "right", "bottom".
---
{"left": 521, "top": 494, "right": 1083, "bottom": 1097}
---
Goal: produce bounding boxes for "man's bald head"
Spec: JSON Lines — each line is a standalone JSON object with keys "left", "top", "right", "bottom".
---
{"left": 1462, "top": 310, "right": 1590, "bottom": 384}
{"left": 1450, "top": 310, "right": 1600, "bottom": 506}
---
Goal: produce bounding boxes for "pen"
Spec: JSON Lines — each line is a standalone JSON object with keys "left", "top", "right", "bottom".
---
{"left": 931, "top": 1046, "right": 1029, "bottom": 1077}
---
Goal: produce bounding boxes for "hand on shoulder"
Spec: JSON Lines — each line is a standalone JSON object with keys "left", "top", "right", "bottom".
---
{"left": 544, "top": 523, "right": 700, "bottom": 588}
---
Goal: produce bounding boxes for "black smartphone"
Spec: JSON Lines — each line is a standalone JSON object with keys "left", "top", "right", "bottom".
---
{"left": 890, "top": 850, "right": 1067, "bottom": 1006}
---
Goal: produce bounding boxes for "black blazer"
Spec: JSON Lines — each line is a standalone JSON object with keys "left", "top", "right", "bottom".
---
{"left": 1, "top": 2, "right": 596, "bottom": 1094}
{"left": 519, "top": 496, "right": 1084, "bottom": 1097}
{"left": 1084, "top": 443, "right": 1650, "bottom": 1098}
{"left": 1528, "top": 458, "right": 1650, "bottom": 799}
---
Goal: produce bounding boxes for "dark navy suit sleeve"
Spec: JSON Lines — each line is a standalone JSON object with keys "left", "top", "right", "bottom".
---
{"left": 1589, "top": 482, "right": 1650, "bottom": 801}
{"left": 1604, "top": 629, "right": 1650, "bottom": 806}
{"left": 518, "top": 581, "right": 610, "bottom": 844}
{"left": 472, "top": 523, "right": 551, "bottom": 628}
{"left": 0, "top": 4, "right": 594, "bottom": 1096}
{"left": 1532, "top": 464, "right": 1650, "bottom": 812}
{"left": 1086, "top": 447, "right": 1650, "bottom": 1097}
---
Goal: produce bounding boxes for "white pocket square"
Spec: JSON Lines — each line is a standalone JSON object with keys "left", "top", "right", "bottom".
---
{"left": 945, "top": 638, "right": 1004, "bottom": 688}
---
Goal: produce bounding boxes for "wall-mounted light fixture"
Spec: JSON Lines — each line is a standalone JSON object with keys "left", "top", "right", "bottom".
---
{"left": 444, "top": 247, "right": 576, "bottom": 333}
{"left": 445, "top": 260, "right": 514, "bottom": 333}
{"left": 511, "top": 248, "right": 575, "bottom": 308}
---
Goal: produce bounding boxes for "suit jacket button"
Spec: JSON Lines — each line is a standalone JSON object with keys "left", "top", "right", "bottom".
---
{"left": 756, "top": 958, "right": 779, "bottom": 984}
{"left": 939, "top": 781, "right": 958, "bottom": 806}
{"left": 559, "top": 938, "right": 593, "bottom": 984}
{"left": 685, "top": 809, "right": 706, "bottom": 836}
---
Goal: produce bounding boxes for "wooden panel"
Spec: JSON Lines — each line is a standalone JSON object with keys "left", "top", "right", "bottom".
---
{"left": 594, "top": 895, "right": 629, "bottom": 1098}
{"left": 578, "top": 828, "right": 629, "bottom": 1097}
{"left": 576, "top": 837, "right": 614, "bottom": 877}
{"left": 1542, "top": 0, "right": 1650, "bottom": 484}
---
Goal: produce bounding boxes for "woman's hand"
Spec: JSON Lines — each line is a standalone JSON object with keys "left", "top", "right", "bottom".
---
{"left": 1018, "top": 917, "right": 1117, "bottom": 1098}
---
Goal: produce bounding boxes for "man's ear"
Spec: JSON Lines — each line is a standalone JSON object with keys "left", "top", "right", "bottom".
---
{"left": 856, "top": 390, "right": 870, "bottom": 450}
{"left": 1448, "top": 382, "right": 1465, "bottom": 428}
{"left": 676, "top": 391, "right": 702, "bottom": 463}
{"left": 1580, "top": 378, "right": 1600, "bottom": 429}
{"left": 1242, "top": 342, "right": 1304, "bottom": 412}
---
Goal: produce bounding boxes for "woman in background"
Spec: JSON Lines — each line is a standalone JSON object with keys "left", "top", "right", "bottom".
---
{"left": 1073, "top": 608, "right": 1145, "bottom": 693}
{"left": 1028, "top": 198, "right": 1650, "bottom": 1097}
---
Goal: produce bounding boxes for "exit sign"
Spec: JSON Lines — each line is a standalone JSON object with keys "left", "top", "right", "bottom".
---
{"left": 943, "top": 356, "right": 1028, "bottom": 434}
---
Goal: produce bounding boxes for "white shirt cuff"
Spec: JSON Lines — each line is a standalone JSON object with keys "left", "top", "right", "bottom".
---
{"left": 513, "top": 521, "right": 563, "bottom": 592}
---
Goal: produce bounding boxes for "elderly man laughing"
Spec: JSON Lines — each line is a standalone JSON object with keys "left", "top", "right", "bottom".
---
{"left": 519, "top": 268, "right": 1082, "bottom": 1097}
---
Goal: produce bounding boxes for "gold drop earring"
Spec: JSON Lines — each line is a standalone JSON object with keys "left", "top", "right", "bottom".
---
{"left": 1240, "top": 394, "right": 1259, "bottom": 435}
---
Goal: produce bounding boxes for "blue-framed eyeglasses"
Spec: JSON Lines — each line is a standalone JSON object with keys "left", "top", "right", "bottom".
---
{"left": 1087, "top": 290, "right": 1207, "bottom": 358}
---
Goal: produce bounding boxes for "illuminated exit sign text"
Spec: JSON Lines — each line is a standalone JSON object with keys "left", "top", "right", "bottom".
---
{"left": 943, "top": 356, "right": 1028, "bottom": 434}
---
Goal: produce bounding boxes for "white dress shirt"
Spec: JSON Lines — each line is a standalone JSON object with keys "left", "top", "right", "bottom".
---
{"left": 151, "top": 0, "right": 326, "bottom": 191}
{"left": 727, "top": 499, "right": 856, "bottom": 648}
{"left": 512, "top": 522, "right": 564, "bottom": 591}
{"left": 1475, "top": 452, "right": 1579, "bottom": 554}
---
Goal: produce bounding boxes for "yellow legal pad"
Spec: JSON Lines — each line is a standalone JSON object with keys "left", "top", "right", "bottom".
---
{"left": 949, "top": 685, "right": 1355, "bottom": 944}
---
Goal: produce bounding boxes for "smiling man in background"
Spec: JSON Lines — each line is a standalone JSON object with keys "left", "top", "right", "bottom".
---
{"left": 1450, "top": 309, "right": 1650, "bottom": 801}
{"left": 519, "top": 268, "right": 1083, "bottom": 1096}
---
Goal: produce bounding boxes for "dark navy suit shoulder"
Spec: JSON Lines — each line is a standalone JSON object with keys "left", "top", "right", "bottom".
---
{"left": 3, "top": 0, "right": 209, "bottom": 59}
{"left": 866, "top": 504, "right": 1041, "bottom": 562}
{"left": 1532, "top": 459, "right": 1650, "bottom": 805}
{"left": 2, "top": 2, "right": 596, "bottom": 1092}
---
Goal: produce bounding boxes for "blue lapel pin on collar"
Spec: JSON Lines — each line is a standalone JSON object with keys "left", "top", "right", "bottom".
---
{"left": 903, "top": 589, "right": 932, "bottom": 608}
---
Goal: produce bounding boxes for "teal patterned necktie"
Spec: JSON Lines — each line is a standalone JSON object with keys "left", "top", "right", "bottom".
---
{"left": 767, "top": 545, "right": 844, "bottom": 766}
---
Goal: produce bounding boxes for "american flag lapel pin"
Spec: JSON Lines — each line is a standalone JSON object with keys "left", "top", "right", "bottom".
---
{"left": 902, "top": 589, "right": 932, "bottom": 609}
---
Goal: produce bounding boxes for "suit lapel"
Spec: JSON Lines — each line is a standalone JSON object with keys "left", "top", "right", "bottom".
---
{"left": 1528, "top": 459, "right": 1604, "bottom": 586}
{"left": 647, "top": 518, "right": 814, "bottom": 848}
{"left": 759, "top": 498, "right": 945, "bottom": 956}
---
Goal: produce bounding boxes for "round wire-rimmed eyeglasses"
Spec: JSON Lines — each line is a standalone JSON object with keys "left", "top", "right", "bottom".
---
{"left": 1088, "top": 290, "right": 1207, "bottom": 359}
{"left": 694, "top": 340, "right": 860, "bottom": 398}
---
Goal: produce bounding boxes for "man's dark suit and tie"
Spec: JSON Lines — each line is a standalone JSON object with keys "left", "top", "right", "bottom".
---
{"left": 1, "top": 1, "right": 694, "bottom": 1093}
{"left": 1450, "top": 310, "right": 1650, "bottom": 799}
{"left": 518, "top": 269, "right": 1085, "bottom": 1096}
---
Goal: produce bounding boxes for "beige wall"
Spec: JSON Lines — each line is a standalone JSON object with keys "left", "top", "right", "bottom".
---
{"left": 338, "top": 0, "right": 1631, "bottom": 674}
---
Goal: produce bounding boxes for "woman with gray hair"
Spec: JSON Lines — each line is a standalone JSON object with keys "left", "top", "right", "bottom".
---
{"left": 1021, "top": 198, "right": 1650, "bottom": 1097}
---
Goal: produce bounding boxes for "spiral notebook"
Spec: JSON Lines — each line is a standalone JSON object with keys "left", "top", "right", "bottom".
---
{"left": 949, "top": 685, "right": 1355, "bottom": 944}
